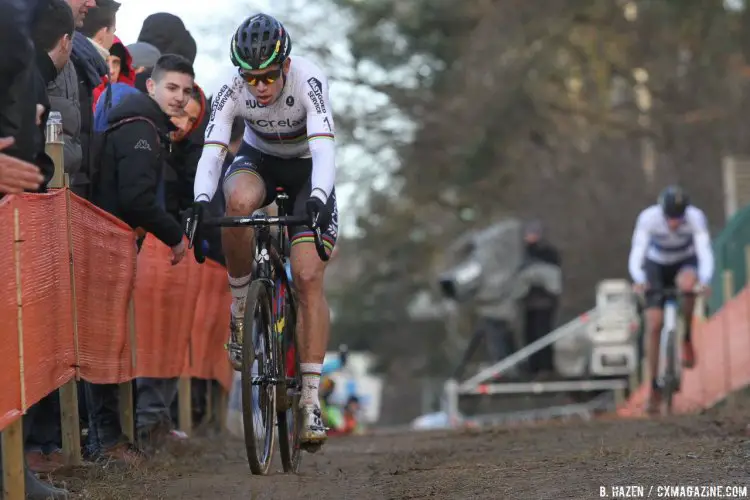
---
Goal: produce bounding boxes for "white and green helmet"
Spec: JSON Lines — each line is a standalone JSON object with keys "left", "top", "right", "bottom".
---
{"left": 230, "top": 14, "right": 292, "bottom": 71}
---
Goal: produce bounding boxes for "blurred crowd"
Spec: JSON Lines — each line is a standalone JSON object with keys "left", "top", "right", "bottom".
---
{"left": 0, "top": 1, "right": 243, "bottom": 498}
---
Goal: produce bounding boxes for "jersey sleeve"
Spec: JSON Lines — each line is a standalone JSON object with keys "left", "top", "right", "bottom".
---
{"left": 301, "top": 71, "right": 336, "bottom": 203}
{"left": 690, "top": 208, "right": 714, "bottom": 285}
{"left": 628, "top": 210, "right": 650, "bottom": 284}
{"left": 193, "top": 78, "right": 240, "bottom": 202}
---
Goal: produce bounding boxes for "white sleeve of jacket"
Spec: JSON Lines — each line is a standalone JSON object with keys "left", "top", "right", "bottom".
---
{"left": 689, "top": 208, "right": 714, "bottom": 285}
{"left": 193, "top": 80, "right": 239, "bottom": 202}
{"left": 302, "top": 72, "right": 336, "bottom": 203}
{"left": 628, "top": 210, "right": 650, "bottom": 284}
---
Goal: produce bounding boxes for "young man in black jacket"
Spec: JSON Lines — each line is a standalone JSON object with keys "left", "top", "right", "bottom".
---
{"left": 93, "top": 54, "right": 194, "bottom": 262}
{"left": 86, "top": 54, "right": 194, "bottom": 464}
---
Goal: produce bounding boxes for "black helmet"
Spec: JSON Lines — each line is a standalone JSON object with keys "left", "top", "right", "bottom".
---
{"left": 231, "top": 14, "right": 292, "bottom": 71}
{"left": 658, "top": 185, "right": 689, "bottom": 218}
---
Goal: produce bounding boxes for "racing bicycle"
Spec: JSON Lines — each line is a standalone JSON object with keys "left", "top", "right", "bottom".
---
{"left": 186, "top": 188, "right": 329, "bottom": 475}
{"left": 650, "top": 287, "right": 697, "bottom": 415}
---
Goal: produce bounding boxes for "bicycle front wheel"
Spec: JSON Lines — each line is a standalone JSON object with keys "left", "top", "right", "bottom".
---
{"left": 241, "top": 280, "right": 277, "bottom": 475}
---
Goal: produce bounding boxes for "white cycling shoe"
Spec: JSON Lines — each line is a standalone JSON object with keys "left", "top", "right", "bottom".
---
{"left": 227, "top": 315, "right": 244, "bottom": 371}
{"left": 299, "top": 404, "right": 327, "bottom": 450}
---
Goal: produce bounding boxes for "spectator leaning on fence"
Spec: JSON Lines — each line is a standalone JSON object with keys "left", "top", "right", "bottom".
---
{"left": 86, "top": 54, "right": 195, "bottom": 461}
{"left": 130, "top": 84, "right": 208, "bottom": 449}
{"left": 91, "top": 54, "right": 195, "bottom": 262}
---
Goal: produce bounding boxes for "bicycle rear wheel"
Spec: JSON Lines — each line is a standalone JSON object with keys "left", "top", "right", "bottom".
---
{"left": 241, "top": 280, "right": 277, "bottom": 475}
{"left": 277, "top": 287, "right": 303, "bottom": 473}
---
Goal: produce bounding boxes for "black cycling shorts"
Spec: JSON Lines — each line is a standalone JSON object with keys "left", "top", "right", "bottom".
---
{"left": 224, "top": 142, "right": 338, "bottom": 254}
{"left": 643, "top": 255, "right": 698, "bottom": 309}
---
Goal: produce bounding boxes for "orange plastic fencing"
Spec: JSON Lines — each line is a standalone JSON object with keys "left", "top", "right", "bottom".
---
{"left": 618, "top": 288, "right": 750, "bottom": 417}
{"left": 71, "top": 193, "right": 137, "bottom": 384}
{"left": 0, "top": 195, "right": 23, "bottom": 430}
{"left": 0, "top": 189, "right": 232, "bottom": 432}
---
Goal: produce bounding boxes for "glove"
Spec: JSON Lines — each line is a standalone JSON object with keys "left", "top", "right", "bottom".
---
{"left": 306, "top": 196, "right": 331, "bottom": 232}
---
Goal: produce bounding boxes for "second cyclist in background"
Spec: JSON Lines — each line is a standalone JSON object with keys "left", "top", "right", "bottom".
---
{"left": 627, "top": 185, "right": 714, "bottom": 411}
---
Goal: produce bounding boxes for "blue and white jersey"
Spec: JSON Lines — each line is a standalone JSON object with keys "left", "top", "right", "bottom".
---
{"left": 628, "top": 204, "right": 714, "bottom": 285}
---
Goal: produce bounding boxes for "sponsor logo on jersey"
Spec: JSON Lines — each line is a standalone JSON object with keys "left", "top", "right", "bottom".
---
{"left": 306, "top": 77, "right": 326, "bottom": 114}
{"left": 246, "top": 99, "right": 267, "bottom": 109}
{"left": 286, "top": 96, "right": 295, "bottom": 106}
{"left": 211, "top": 85, "right": 233, "bottom": 121}
{"left": 247, "top": 117, "right": 306, "bottom": 128}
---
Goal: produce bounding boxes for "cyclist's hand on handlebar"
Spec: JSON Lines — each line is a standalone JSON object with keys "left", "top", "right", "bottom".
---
{"left": 632, "top": 282, "right": 648, "bottom": 296}
{"left": 306, "top": 195, "right": 331, "bottom": 231}
{"left": 185, "top": 200, "right": 210, "bottom": 246}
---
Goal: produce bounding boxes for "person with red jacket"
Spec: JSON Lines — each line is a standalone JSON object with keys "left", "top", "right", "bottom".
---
{"left": 92, "top": 35, "right": 135, "bottom": 110}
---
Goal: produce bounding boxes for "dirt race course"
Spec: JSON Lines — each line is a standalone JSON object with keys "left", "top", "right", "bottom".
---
{"left": 49, "top": 402, "right": 750, "bottom": 500}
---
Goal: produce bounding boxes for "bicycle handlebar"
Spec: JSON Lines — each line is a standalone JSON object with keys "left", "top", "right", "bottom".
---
{"left": 634, "top": 286, "right": 703, "bottom": 302}
{"left": 187, "top": 213, "right": 330, "bottom": 263}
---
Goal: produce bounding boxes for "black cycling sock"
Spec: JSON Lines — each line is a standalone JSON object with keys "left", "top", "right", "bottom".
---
{"left": 684, "top": 320, "right": 692, "bottom": 342}
{"left": 651, "top": 378, "right": 659, "bottom": 391}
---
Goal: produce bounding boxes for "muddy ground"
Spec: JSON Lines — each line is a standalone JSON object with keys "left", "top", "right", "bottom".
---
{"left": 49, "top": 402, "right": 750, "bottom": 500}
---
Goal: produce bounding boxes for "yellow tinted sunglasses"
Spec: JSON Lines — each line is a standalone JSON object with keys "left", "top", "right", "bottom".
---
{"left": 239, "top": 68, "right": 282, "bottom": 86}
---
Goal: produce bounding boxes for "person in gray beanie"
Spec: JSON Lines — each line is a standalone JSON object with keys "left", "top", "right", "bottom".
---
{"left": 127, "top": 41, "right": 161, "bottom": 93}
{"left": 127, "top": 41, "right": 161, "bottom": 70}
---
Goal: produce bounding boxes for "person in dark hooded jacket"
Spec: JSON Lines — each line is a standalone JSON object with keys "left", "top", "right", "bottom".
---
{"left": 137, "top": 12, "right": 197, "bottom": 63}
{"left": 92, "top": 54, "right": 194, "bottom": 256}
{"left": 86, "top": 54, "right": 195, "bottom": 463}
{"left": 134, "top": 13, "right": 197, "bottom": 92}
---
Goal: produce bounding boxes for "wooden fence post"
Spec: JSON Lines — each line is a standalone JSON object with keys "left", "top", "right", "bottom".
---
{"left": 2, "top": 420, "right": 24, "bottom": 500}
{"left": 3, "top": 208, "right": 26, "bottom": 499}
{"left": 119, "top": 299, "right": 137, "bottom": 442}
{"left": 59, "top": 182, "right": 81, "bottom": 466}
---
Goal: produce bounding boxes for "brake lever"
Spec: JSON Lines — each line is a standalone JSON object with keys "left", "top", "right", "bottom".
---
{"left": 308, "top": 212, "right": 330, "bottom": 262}
{"left": 187, "top": 215, "right": 199, "bottom": 250}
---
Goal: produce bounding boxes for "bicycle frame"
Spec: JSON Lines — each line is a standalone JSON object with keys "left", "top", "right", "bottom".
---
{"left": 657, "top": 293, "right": 681, "bottom": 390}
{"left": 186, "top": 192, "right": 328, "bottom": 473}
{"left": 650, "top": 286, "right": 700, "bottom": 413}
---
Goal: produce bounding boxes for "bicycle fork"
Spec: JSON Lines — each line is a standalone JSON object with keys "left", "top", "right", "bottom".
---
{"left": 657, "top": 300, "right": 678, "bottom": 388}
